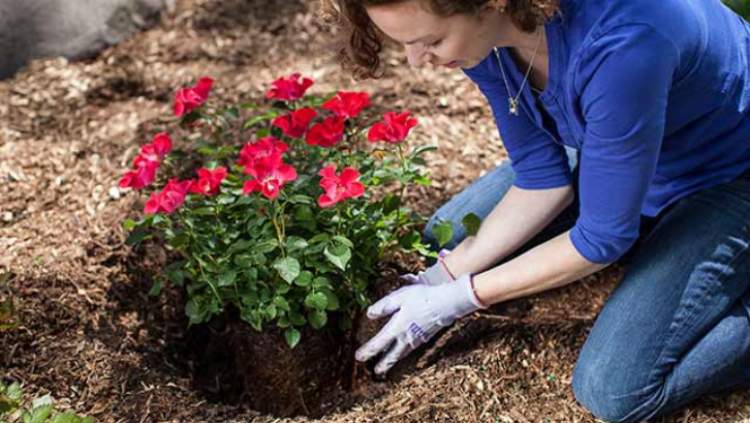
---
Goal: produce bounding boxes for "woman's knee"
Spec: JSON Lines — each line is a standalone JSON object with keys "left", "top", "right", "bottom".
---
{"left": 572, "top": 353, "right": 660, "bottom": 423}
{"left": 572, "top": 360, "right": 633, "bottom": 422}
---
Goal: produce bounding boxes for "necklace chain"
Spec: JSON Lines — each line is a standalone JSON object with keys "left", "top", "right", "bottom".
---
{"left": 493, "top": 29, "right": 544, "bottom": 116}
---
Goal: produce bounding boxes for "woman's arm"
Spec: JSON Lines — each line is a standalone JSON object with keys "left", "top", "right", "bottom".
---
{"left": 472, "top": 230, "right": 607, "bottom": 305}
{"left": 443, "top": 183, "right": 575, "bottom": 277}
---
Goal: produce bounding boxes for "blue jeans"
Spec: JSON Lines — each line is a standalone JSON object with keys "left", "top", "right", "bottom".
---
{"left": 424, "top": 147, "right": 750, "bottom": 422}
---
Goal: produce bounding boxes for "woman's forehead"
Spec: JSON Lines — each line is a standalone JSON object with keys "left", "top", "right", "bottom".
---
{"left": 366, "top": 0, "right": 445, "bottom": 43}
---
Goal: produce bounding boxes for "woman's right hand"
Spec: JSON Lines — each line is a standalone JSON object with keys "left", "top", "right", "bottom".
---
{"left": 400, "top": 249, "right": 456, "bottom": 286}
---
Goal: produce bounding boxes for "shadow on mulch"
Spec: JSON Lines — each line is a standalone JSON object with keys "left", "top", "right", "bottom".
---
{"left": 192, "top": 0, "right": 308, "bottom": 34}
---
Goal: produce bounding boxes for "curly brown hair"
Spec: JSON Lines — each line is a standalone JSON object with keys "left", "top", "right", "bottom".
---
{"left": 320, "top": 0, "right": 559, "bottom": 79}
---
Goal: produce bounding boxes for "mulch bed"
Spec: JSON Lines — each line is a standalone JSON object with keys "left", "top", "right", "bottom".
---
{"left": 1, "top": 0, "right": 749, "bottom": 421}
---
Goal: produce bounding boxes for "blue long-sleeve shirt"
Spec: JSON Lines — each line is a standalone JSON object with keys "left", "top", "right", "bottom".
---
{"left": 463, "top": 0, "right": 750, "bottom": 264}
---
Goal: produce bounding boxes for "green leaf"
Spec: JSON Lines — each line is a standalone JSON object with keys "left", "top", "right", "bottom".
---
{"left": 273, "top": 257, "right": 300, "bottom": 284}
{"left": 51, "top": 412, "right": 95, "bottom": 423}
{"left": 227, "top": 239, "right": 254, "bottom": 254}
{"left": 332, "top": 235, "right": 353, "bottom": 248}
{"left": 288, "top": 194, "right": 313, "bottom": 205}
{"left": 125, "top": 227, "right": 150, "bottom": 246}
{"left": 233, "top": 254, "right": 254, "bottom": 268}
{"left": 216, "top": 194, "right": 236, "bottom": 205}
{"left": 312, "top": 276, "right": 332, "bottom": 289}
{"left": 7, "top": 383, "right": 22, "bottom": 402}
{"left": 191, "top": 207, "right": 215, "bottom": 216}
{"left": 218, "top": 270, "right": 237, "bottom": 287}
{"left": 165, "top": 262, "right": 185, "bottom": 285}
{"left": 224, "top": 106, "right": 240, "bottom": 120}
{"left": 255, "top": 239, "right": 279, "bottom": 254}
{"left": 294, "top": 270, "right": 313, "bottom": 287}
{"left": 185, "top": 298, "right": 210, "bottom": 325}
{"left": 383, "top": 194, "right": 401, "bottom": 214}
{"left": 273, "top": 296, "right": 290, "bottom": 311}
{"left": 122, "top": 219, "right": 137, "bottom": 231}
{"left": 148, "top": 279, "right": 162, "bottom": 297}
{"left": 167, "top": 232, "right": 189, "bottom": 249}
{"left": 284, "top": 328, "right": 301, "bottom": 349}
{"left": 410, "top": 144, "right": 438, "bottom": 158}
{"left": 285, "top": 236, "right": 309, "bottom": 252}
{"left": 411, "top": 157, "right": 427, "bottom": 166}
{"left": 324, "top": 244, "right": 351, "bottom": 271}
{"left": 275, "top": 281, "right": 291, "bottom": 294}
{"left": 28, "top": 404, "right": 53, "bottom": 423}
{"left": 432, "top": 220, "right": 454, "bottom": 248}
{"left": 308, "top": 310, "right": 328, "bottom": 329}
{"left": 399, "top": 231, "right": 421, "bottom": 249}
{"left": 151, "top": 214, "right": 167, "bottom": 225}
{"left": 264, "top": 304, "right": 278, "bottom": 319}
{"left": 461, "top": 213, "right": 482, "bottom": 237}
{"left": 289, "top": 311, "right": 307, "bottom": 326}
{"left": 321, "top": 289, "right": 340, "bottom": 311}
{"left": 308, "top": 233, "right": 330, "bottom": 244}
{"left": 242, "top": 111, "right": 279, "bottom": 130}
{"left": 240, "top": 102, "right": 259, "bottom": 110}
{"left": 305, "top": 292, "right": 328, "bottom": 310}
{"left": 415, "top": 175, "right": 431, "bottom": 186}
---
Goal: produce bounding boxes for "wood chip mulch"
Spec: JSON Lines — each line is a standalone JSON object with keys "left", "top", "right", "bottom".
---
{"left": 1, "top": 0, "right": 749, "bottom": 421}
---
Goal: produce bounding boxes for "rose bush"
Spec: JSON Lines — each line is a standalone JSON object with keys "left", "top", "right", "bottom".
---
{"left": 121, "top": 73, "right": 437, "bottom": 348}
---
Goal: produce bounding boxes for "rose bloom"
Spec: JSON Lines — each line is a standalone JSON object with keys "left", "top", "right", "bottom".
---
{"left": 306, "top": 116, "right": 345, "bottom": 148}
{"left": 173, "top": 77, "right": 214, "bottom": 117}
{"left": 272, "top": 108, "right": 317, "bottom": 138}
{"left": 144, "top": 179, "right": 192, "bottom": 214}
{"left": 322, "top": 91, "right": 371, "bottom": 120}
{"left": 317, "top": 164, "right": 365, "bottom": 208}
{"left": 367, "top": 111, "right": 419, "bottom": 144}
{"left": 238, "top": 136, "right": 290, "bottom": 169}
{"left": 189, "top": 167, "right": 227, "bottom": 196}
{"left": 242, "top": 158, "right": 298, "bottom": 200}
{"left": 265, "top": 73, "right": 314, "bottom": 101}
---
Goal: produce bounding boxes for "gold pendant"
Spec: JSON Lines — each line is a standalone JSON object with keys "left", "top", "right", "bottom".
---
{"left": 508, "top": 98, "right": 519, "bottom": 116}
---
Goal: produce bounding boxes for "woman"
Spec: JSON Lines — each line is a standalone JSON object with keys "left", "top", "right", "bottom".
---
{"left": 323, "top": 0, "right": 750, "bottom": 421}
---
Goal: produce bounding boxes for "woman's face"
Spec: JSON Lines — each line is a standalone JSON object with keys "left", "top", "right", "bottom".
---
{"left": 366, "top": 0, "right": 507, "bottom": 69}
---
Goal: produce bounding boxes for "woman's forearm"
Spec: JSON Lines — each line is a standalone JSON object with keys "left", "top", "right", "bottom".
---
{"left": 443, "top": 184, "right": 575, "bottom": 277}
{"left": 472, "top": 230, "right": 608, "bottom": 305}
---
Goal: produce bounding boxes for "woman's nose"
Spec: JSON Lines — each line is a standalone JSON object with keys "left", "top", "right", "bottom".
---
{"left": 405, "top": 44, "right": 427, "bottom": 67}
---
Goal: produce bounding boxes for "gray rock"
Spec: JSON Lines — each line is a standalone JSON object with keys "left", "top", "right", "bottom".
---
{"left": 0, "top": 0, "right": 172, "bottom": 79}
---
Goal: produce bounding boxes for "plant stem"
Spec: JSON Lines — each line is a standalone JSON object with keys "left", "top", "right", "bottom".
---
{"left": 395, "top": 144, "right": 408, "bottom": 231}
{"left": 271, "top": 198, "right": 286, "bottom": 256}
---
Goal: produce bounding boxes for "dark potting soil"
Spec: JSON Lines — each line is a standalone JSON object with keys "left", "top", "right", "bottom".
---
{"left": 163, "top": 261, "right": 415, "bottom": 418}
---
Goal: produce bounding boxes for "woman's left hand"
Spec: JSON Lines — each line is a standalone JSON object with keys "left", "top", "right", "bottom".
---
{"left": 355, "top": 273, "right": 488, "bottom": 375}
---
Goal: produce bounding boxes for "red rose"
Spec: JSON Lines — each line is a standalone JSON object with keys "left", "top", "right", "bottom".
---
{"left": 189, "top": 167, "right": 227, "bottom": 196}
{"left": 265, "top": 73, "right": 314, "bottom": 101}
{"left": 174, "top": 77, "right": 214, "bottom": 117}
{"left": 317, "top": 164, "right": 365, "bottom": 208}
{"left": 305, "top": 116, "right": 345, "bottom": 148}
{"left": 322, "top": 91, "right": 371, "bottom": 119}
{"left": 367, "top": 111, "right": 419, "bottom": 144}
{"left": 144, "top": 179, "right": 191, "bottom": 214}
{"left": 237, "top": 137, "right": 289, "bottom": 169}
{"left": 138, "top": 133, "right": 172, "bottom": 162}
{"left": 119, "top": 133, "right": 173, "bottom": 190}
{"left": 272, "top": 108, "right": 317, "bottom": 138}
{"left": 242, "top": 158, "right": 298, "bottom": 200}
{"left": 119, "top": 159, "right": 158, "bottom": 190}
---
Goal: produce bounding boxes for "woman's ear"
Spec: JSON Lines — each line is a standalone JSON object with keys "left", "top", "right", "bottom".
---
{"left": 478, "top": 0, "right": 507, "bottom": 22}
{"left": 485, "top": 0, "right": 508, "bottom": 13}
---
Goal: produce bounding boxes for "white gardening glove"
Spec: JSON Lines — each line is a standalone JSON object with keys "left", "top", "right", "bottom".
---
{"left": 400, "top": 249, "right": 455, "bottom": 286}
{"left": 355, "top": 273, "right": 488, "bottom": 375}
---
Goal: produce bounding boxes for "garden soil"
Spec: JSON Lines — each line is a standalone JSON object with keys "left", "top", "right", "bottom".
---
{"left": 2, "top": 0, "right": 750, "bottom": 421}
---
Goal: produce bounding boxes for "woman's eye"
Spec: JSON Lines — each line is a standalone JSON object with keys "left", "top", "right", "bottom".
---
{"left": 428, "top": 39, "right": 443, "bottom": 48}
